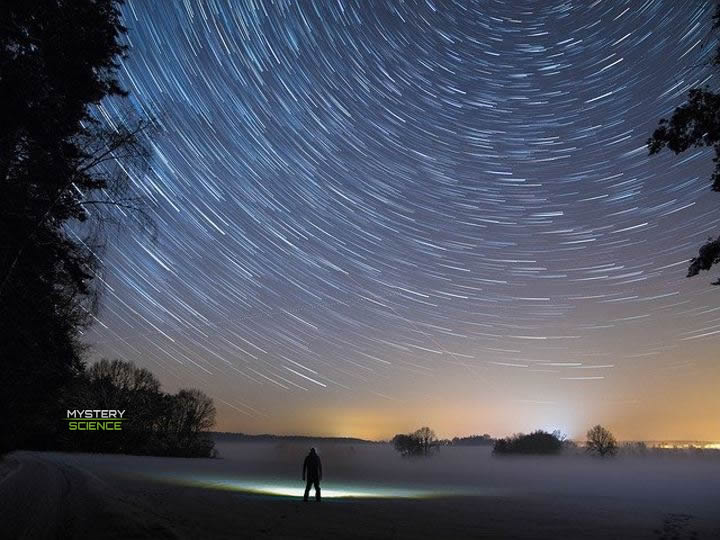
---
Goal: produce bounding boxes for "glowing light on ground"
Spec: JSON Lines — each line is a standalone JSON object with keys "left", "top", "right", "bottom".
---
{"left": 146, "top": 473, "right": 508, "bottom": 500}
{"left": 216, "top": 481, "right": 431, "bottom": 499}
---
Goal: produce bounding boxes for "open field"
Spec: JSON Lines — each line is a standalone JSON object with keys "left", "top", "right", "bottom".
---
{"left": 1, "top": 441, "right": 719, "bottom": 539}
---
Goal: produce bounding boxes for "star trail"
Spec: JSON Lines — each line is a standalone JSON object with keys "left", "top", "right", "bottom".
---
{"left": 87, "top": 0, "right": 720, "bottom": 440}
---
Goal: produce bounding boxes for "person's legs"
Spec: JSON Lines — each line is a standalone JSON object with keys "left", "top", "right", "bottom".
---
{"left": 304, "top": 479, "right": 312, "bottom": 501}
{"left": 314, "top": 479, "right": 321, "bottom": 501}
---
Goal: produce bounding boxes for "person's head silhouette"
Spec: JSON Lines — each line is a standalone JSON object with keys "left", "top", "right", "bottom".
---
{"left": 309, "top": 447, "right": 316, "bottom": 456}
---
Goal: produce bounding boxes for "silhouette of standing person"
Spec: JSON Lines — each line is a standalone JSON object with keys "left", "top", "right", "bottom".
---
{"left": 302, "top": 447, "right": 322, "bottom": 501}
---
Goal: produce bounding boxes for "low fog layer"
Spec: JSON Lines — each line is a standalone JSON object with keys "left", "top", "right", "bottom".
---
{"left": 53, "top": 441, "right": 720, "bottom": 511}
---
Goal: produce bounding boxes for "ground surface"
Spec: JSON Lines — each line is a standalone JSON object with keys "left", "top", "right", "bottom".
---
{"left": 1, "top": 444, "right": 719, "bottom": 539}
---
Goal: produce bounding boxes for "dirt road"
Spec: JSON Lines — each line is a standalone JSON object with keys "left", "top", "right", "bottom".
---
{"left": 0, "top": 452, "right": 176, "bottom": 539}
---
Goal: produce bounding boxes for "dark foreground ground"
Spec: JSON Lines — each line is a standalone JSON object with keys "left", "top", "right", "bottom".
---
{"left": 1, "top": 446, "right": 719, "bottom": 539}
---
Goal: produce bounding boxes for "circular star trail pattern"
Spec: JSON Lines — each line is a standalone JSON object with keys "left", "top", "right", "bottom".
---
{"left": 89, "top": 0, "right": 720, "bottom": 437}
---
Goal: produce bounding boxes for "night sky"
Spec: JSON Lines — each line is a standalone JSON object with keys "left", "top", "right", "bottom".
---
{"left": 87, "top": 0, "right": 720, "bottom": 441}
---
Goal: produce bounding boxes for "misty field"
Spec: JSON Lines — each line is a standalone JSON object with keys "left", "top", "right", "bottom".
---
{"left": 2, "top": 440, "right": 720, "bottom": 539}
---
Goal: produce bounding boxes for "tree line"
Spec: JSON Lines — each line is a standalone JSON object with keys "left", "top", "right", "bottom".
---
{"left": 392, "top": 425, "right": 619, "bottom": 458}
{"left": 4, "top": 355, "right": 217, "bottom": 457}
{"left": 58, "top": 359, "right": 216, "bottom": 457}
{"left": 0, "top": 1, "right": 219, "bottom": 456}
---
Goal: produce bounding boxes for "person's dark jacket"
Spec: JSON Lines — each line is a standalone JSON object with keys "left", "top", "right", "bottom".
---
{"left": 303, "top": 451, "right": 322, "bottom": 481}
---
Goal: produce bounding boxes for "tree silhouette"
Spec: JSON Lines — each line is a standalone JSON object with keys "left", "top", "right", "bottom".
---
{"left": 392, "top": 426, "right": 439, "bottom": 457}
{"left": 492, "top": 430, "right": 565, "bottom": 455}
{"left": 0, "top": 0, "right": 153, "bottom": 453}
{"left": 647, "top": 3, "right": 720, "bottom": 284}
{"left": 585, "top": 425, "right": 618, "bottom": 457}
{"left": 392, "top": 434, "right": 417, "bottom": 457}
{"left": 62, "top": 359, "right": 216, "bottom": 457}
{"left": 413, "top": 426, "right": 437, "bottom": 456}
{"left": 164, "top": 389, "right": 217, "bottom": 457}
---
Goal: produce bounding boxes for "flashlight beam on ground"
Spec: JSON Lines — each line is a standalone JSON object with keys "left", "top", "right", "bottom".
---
{"left": 145, "top": 473, "right": 507, "bottom": 499}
